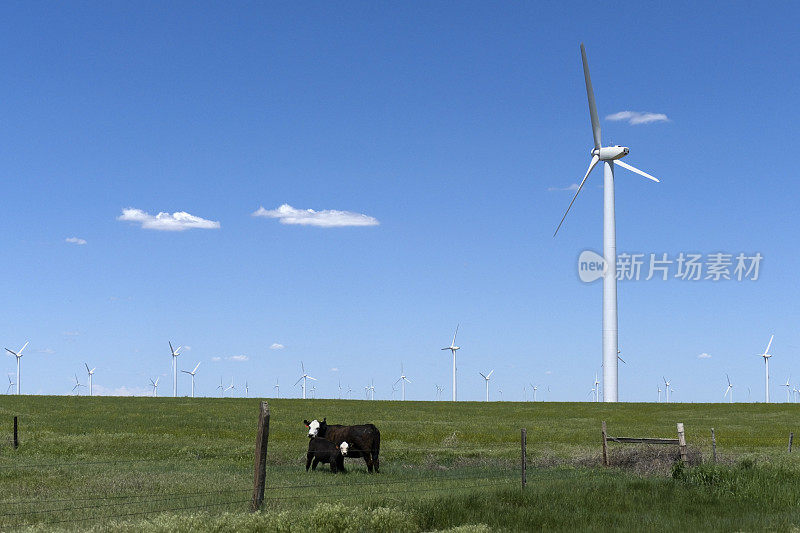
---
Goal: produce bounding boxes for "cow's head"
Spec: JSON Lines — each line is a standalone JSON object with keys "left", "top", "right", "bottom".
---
{"left": 339, "top": 441, "right": 349, "bottom": 456}
{"left": 305, "top": 417, "right": 326, "bottom": 438}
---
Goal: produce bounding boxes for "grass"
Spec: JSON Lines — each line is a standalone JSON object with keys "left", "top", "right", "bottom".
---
{"left": 0, "top": 396, "right": 799, "bottom": 531}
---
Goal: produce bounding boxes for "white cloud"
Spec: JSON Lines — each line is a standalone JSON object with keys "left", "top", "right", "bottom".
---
{"left": 63, "top": 331, "right": 80, "bottom": 336}
{"left": 270, "top": 343, "right": 285, "bottom": 350}
{"left": 330, "top": 367, "right": 339, "bottom": 372}
{"left": 252, "top": 204, "right": 379, "bottom": 228}
{"left": 93, "top": 385, "right": 151, "bottom": 397}
{"left": 547, "top": 183, "right": 580, "bottom": 192}
{"left": 698, "top": 352, "right": 712, "bottom": 359}
{"left": 227, "top": 355, "right": 248, "bottom": 362}
{"left": 211, "top": 357, "right": 221, "bottom": 362}
{"left": 65, "top": 237, "right": 87, "bottom": 245}
{"left": 117, "top": 208, "right": 220, "bottom": 231}
{"left": 606, "top": 111, "right": 669, "bottom": 125}
{"left": 37, "top": 348, "right": 56, "bottom": 355}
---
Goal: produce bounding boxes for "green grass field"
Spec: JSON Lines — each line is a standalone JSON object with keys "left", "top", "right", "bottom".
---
{"left": 1, "top": 396, "right": 799, "bottom": 531}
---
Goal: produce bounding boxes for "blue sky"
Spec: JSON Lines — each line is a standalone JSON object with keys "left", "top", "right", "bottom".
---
{"left": 2, "top": 2, "right": 799, "bottom": 401}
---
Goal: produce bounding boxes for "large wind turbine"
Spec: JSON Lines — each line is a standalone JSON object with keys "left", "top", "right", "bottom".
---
{"left": 181, "top": 362, "right": 201, "bottom": 398}
{"left": 441, "top": 325, "right": 460, "bottom": 401}
{"left": 554, "top": 44, "right": 661, "bottom": 402}
{"left": 294, "top": 362, "right": 316, "bottom": 400}
{"left": 479, "top": 370, "right": 494, "bottom": 402}
{"left": 169, "top": 342, "right": 182, "bottom": 398}
{"left": 84, "top": 363, "right": 96, "bottom": 396}
{"left": 758, "top": 335, "right": 774, "bottom": 402}
{"left": 4, "top": 341, "right": 28, "bottom": 395}
{"left": 150, "top": 377, "right": 160, "bottom": 397}
{"left": 724, "top": 374, "right": 733, "bottom": 403}
{"left": 394, "top": 363, "right": 412, "bottom": 401}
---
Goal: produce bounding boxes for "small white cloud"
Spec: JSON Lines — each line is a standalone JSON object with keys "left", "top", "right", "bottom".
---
{"left": 183, "top": 346, "right": 191, "bottom": 351}
{"left": 37, "top": 348, "right": 56, "bottom": 355}
{"left": 211, "top": 356, "right": 221, "bottom": 362}
{"left": 93, "top": 384, "right": 151, "bottom": 397}
{"left": 606, "top": 111, "right": 670, "bottom": 125}
{"left": 698, "top": 352, "right": 712, "bottom": 359}
{"left": 117, "top": 208, "right": 220, "bottom": 231}
{"left": 545, "top": 370, "right": 552, "bottom": 375}
{"left": 547, "top": 184, "right": 580, "bottom": 192}
{"left": 65, "top": 237, "right": 87, "bottom": 245}
{"left": 269, "top": 343, "right": 285, "bottom": 350}
{"left": 253, "top": 204, "right": 379, "bottom": 228}
{"left": 330, "top": 367, "right": 339, "bottom": 372}
{"left": 227, "top": 355, "right": 248, "bottom": 362}
{"left": 63, "top": 331, "right": 80, "bottom": 336}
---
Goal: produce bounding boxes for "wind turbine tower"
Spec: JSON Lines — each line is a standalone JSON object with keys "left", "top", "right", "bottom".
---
{"left": 169, "top": 341, "right": 182, "bottom": 398}
{"left": 4, "top": 341, "right": 28, "bottom": 395}
{"left": 294, "top": 362, "right": 316, "bottom": 400}
{"left": 441, "top": 325, "right": 460, "bottom": 401}
{"left": 724, "top": 374, "right": 733, "bottom": 403}
{"left": 554, "top": 44, "right": 661, "bottom": 402}
{"left": 479, "top": 370, "right": 494, "bottom": 402}
{"left": 395, "top": 363, "right": 412, "bottom": 401}
{"left": 181, "top": 362, "right": 201, "bottom": 398}
{"left": 84, "top": 363, "right": 96, "bottom": 396}
{"left": 758, "top": 335, "right": 774, "bottom": 403}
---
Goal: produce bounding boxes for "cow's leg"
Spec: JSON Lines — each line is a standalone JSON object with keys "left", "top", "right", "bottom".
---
{"left": 312, "top": 458, "right": 320, "bottom": 470}
{"left": 372, "top": 450, "right": 380, "bottom": 473}
{"left": 306, "top": 453, "right": 313, "bottom": 471}
{"left": 330, "top": 460, "right": 337, "bottom": 473}
{"left": 364, "top": 454, "right": 374, "bottom": 473}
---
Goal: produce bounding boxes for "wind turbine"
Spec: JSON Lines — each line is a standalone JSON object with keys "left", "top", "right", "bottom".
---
{"left": 169, "top": 341, "right": 182, "bottom": 398}
{"left": 782, "top": 377, "right": 791, "bottom": 403}
{"left": 479, "top": 370, "right": 494, "bottom": 402}
{"left": 530, "top": 383, "right": 539, "bottom": 402}
{"left": 309, "top": 384, "right": 316, "bottom": 399}
{"left": 394, "top": 363, "right": 412, "bottom": 401}
{"left": 274, "top": 378, "right": 280, "bottom": 398}
{"left": 663, "top": 377, "right": 671, "bottom": 403}
{"left": 245, "top": 381, "right": 249, "bottom": 398}
{"left": 758, "top": 335, "right": 774, "bottom": 402}
{"left": 497, "top": 388, "right": 503, "bottom": 401}
{"left": 217, "top": 377, "right": 225, "bottom": 397}
{"left": 72, "top": 375, "right": 85, "bottom": 395}
{"left": 441, "top": 325, "right": 460, "bottom": 401}
{"left": 181, "top": 362, "right": 201, "bottom": 398}
{"left": 6, "top": 375, "right": 14, "bottom": 394}
{"left": 225, "top": 378, "right": 236, "bottom": 396}
{"left": 347, "top": 385, "right": 352, "bottom": 399}
{"left": 150, "top": 377, "right": 160, "bottom": 397}
{"left": 365, "top": 380, "right": 375, "bottom": 401}
{"left": 4, "top": 341, "right": 28, "bottom": 395}
{"left": 294, "top": 362, "right": 316, "bottom": 400}
{"left": 338, "top": 379, "right": 342, "bottom": 400}
{"left": 435, "top": 384, "right": 443, "bottom": 400}
{"left": 593, "top": 373, "right": 600, "bottom": 402}
{"left": 553, "top": 44, "right": 661, "bottom": 403}
{"left": 84, "top": 363, "right": 96, "bottom": 396}
{"left": 657, "top": 384, "right": 662, "bottom": 403}
{"left": 724, "top": 374, "right": 733, "bottom": 403}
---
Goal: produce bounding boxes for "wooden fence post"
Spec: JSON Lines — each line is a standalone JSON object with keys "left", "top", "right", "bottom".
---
{"left": 521, "top": 428, "right": 527, "bottom": 489}
{"left": 789, "top": 432, "right": 794, "bottom": 453}
{"left": 711, "top": 428, "right": 716, "bottom": 463}
{"left": 13, "top": 417, "right": 19, "bottom": 450}
{"left": 250, "top": 401, "right": 270, "bottom": 512}
{"left": 677, "top": 423, "right": 687, "bottom": 463}
{"left": 601, "top": 421, "right": 609, "bottom": 466}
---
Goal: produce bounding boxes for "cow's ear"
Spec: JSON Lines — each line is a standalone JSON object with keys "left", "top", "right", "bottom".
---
{"left": 322, "top": 417, "right": 326, "bottom": 423}
{"left": 303, "top": 419, "right": 310, "bottom": 426}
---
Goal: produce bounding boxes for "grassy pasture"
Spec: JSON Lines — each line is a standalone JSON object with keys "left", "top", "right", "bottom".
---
{"left": 0, "top": 396, "right": 799, "bottom": 531}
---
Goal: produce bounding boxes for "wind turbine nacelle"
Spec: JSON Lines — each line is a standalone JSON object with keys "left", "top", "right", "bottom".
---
{"left": 593, "top": 146, "right": 629, "bottom": 161}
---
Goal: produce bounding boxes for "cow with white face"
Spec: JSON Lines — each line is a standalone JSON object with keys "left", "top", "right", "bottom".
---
{"left": 305, "top": 437, "right": 347, "bottom": 473}
{"left": 303, "top": 417, "right": 381, "bottom": 473}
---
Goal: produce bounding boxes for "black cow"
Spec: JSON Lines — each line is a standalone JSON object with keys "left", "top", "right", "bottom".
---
{"left": 304, "top": 417, "right": 381, "bottom": 473}
{"left": 306, "top": 437, "right": 348, "bottom": 473}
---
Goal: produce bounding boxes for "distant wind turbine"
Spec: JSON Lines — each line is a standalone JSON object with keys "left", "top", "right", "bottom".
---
{"left": 217, "top": 377, "right": 225, "bottom": 397}
{"left": 757, "top": 335, "right": 774, "bottom": 403}
{"left": 150, "top": 377, "right": 160, "bottom": 397}
{"left": 663, "top": 377, "right": 672, "bottom": 403}
{"left": 593, "top": 373, "right": 600, "bottom": 402}
{"left": 497, "top": 388, "right": 503, "bottom": 401}
{"left": 782, "top": 377, "right": 791, "bottom": 403}
{"left": 657, "top": 384, "right": 662, "bottom": 403}
{"left": 72, "top": 375, "right": 85, "bottom": 395}
{"left": 84, "top": 363, "right": 96, "bottom": 396}
{"left": 441, "top": 325, "right": 460, "bottom": 401}
{"left": 6, "top": 375, "right": 15, "bottom": 394}
{"left": 294, "top": 362, "right": 316, "bottom": 400}
{"left": 479, "top": 370, "right": 494, "bottom": 402}
{"left": 553, "top": 44, "right": 661, "bottom": 403}
{"left": 4, "top": 341, "right": 28, "bottom": 395}
{"left": 724, "top": 374, "right": 733, "bottom": 403}
{"left": 435, "top": 384, "right": 443, "bottom": 401}
{"left": 365, "top": 380, "right": 375, "bottom": 401}
{"left": 169, "top": 341, "right": 182, "bottom": 398}
{"left": 225, "top": 378, "right": 236, "bottom": 396}
{"left": 394, "top": 363, "right": 412, "bottom": 401}
{"left": 530, "top": 383, "right": 539, "bottom": 402}
{"left": 245, "top": 381, "right": 249, "bottom": 398}
{"left": 347, "top": 385, "right": 352, "bottom": 399}
{"left": 181, "top": 362, "right": 201, "bottom": 398}
{"left": 274, "top": 378, "right": 280, "bottom": 398}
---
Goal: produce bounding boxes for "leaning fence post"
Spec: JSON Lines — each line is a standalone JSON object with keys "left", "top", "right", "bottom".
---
{"left": 520, "top": 428, "right": 527, "bottom": 489}
{"left": 13, "top": 416, "right": 19, "bottom": 450}
{"left": 711, "top": 428, "right": 717, "bottom": 463}
{"left": 250, "top": 401, "right": 270, "bottom": 512}
{"left": 677, "top": 423, "right": 687, "bottom": 463}
{"left": 789, "top": 432, "right": 794, "bottom": 453}
{"left": 601, "top": 421, "right": 609, "bottom": 466}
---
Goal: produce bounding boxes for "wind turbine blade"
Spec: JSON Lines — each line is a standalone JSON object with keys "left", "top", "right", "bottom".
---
{"left": 5, "top": 348, "right": 16, "bottom": 356}
{"left": 294, "top": 376, "right": 303, "bottom": 386}
{"left": 405, "top": 378, "right": 412, "bottom": 383}
{"left": 308, "top": 376, "right": 317, "bottom": 381}
{"left": 19, "top": 342, "right": 29, "bottom": 354}
{"left": 614, "top": 159, "right": 660, "bottom": 183}
{"left": 193, "top": 362, "right": 201, "bottom": 373}
{"left": 726, "top": 374, "right": 731, "bottom": 387}
{"left": 169, "top": 341, "right": 174, "bottom": 354}
{"left": 85, "top": 363, "right": 90, "bottom": 373}
{"left": 580, "top": 43, "right": 601, "bottom": 150}
{"left": 617, "top": 355, "right": 626, "bottom": 364}
{"left": 764, "top": 334, "right": 774, "bottom": 354}
{"left": 487, "top": 370, "right": 494, "bottom": 378}
{"left": 181, "top": 370, "right": 191, "bottom": 374}
{"left": 452, "top": 324, "right": 459, "bottom": 346}
{"left": 479, "top": 372, "right": 486, "bottom": 379}
{"left": 394, "top": 377, "right": 402, "bottom": 385}
{"left": 553, "top": 155, "right": 600, "bottom": 237}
